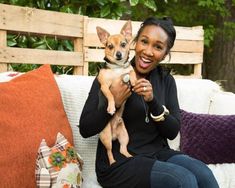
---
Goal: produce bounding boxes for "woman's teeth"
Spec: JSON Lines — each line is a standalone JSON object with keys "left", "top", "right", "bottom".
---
{"left": 139, "top": 57, "right": 151, "bottom": 68}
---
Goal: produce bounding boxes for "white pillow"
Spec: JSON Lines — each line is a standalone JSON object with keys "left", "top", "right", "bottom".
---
{"left": 175, "top": 78, "right": 221, "bottom": 113}
{"left": 209, "top": 91, "right": 235, "bottom": 115}
{"left": 55, "top": 75, "right": 101, "bottom": 187}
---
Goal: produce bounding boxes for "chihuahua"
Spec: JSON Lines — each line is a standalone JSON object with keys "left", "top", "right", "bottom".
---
{"left": 96, "top": 20, "right": 136, "bottom": 165}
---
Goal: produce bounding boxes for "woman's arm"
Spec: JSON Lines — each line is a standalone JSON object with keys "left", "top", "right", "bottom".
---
{"left": 133, "top": 74, "right": 180, "bottom": 140}
{"left": 79, "top": 78, "right": 112, "bottom": 138}
{"left": 79, "top": 77, "right": 132, "bottom": 138}
{"left": 148, "top": 75, "right": 180, "bottom": 140}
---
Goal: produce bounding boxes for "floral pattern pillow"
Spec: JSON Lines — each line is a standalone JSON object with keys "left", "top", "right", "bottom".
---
{"left": 35, "top": 132, "right": 83, "bottom": 188}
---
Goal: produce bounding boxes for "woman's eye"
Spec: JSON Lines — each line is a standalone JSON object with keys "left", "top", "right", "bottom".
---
{"left": 140, "top": 39, "right": 148, "bottom": 44}
{"left": 154, "top": 44, "right": 163, "bottom": 50}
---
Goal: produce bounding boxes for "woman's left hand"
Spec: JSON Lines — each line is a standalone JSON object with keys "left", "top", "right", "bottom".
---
{"left": 132, "top": 78, "right": 153, "bottom": 102}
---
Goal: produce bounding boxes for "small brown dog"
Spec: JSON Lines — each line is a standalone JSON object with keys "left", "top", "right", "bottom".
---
{"left": 96, "top": 20, "right": 136, "bottom": 165}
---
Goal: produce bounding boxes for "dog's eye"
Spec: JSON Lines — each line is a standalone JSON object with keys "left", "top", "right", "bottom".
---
{"left": 121, "top": 42, "right": 127, "bottom": 48}
{"left": 107, "top": 44, "right": 114, "bottom": 50}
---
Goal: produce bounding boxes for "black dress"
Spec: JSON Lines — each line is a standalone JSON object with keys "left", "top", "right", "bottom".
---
{"left": 79, "top": 66, "right": 182, "bottom": 188}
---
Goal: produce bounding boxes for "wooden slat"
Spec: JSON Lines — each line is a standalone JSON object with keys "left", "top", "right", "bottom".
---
{"left": 0, "top": 3, "right": 83, "bottom": 38}
{"left": 171, "top": 40, "right": 203, "bottom": 53}
{"left": 0, "top": 30, "right": 7, "bottom": 72}
{"left": 193, "top": 64, "right": 202, "bottom": 77}
{"left": 84, "top": 36, "right": 204, "bottom": 53}
{"left": 73, "top": 38, "right": 83, "bottom": 75}
{"left": 84, "top": 49, "right": 203, "bottom": 64}
{"left": 83, "top": 17, "right": 89, "bottom": 75}
{"left": 173, "top": 74, "right": 202, "bottom": 79}
{"left": 85, "top": 17, "right": 204, "bottom": 40}
{"left": 84, "top": 17, "right": 204, "bottom": 45}
{"left": 0, "top": 47, "right": 83, "bottom": 66}
{"left": 0, "top": 30, "right": 6, "bottom": 46}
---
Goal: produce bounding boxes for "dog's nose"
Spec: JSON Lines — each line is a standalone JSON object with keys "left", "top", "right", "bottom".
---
{"left": 116, "top": 51, "right": 122, "bottom": 60}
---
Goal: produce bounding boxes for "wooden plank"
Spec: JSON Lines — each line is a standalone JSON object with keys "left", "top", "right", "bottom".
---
{"left": 84, "top": 48, "right": 203, "bottom": 64}
{"left": 172, "top": 40, "right": 203, "bottom": 53}
{"left": 84, "top": 35, "right": 204, "bottom": 53}
{"left": 0, "top": 30, "right": 6, "bottom": 45}
{"left": 173, "top": 74, "right": 202, "bottom": 79}
{"left": 193, "top": 64, "right": 202, "bottom": 77}
{"left": 0, "top": 47, "right": 83, "bottom": 66}
{"left": 83, "top": 17, "right": 89, "bottom": 75}
{"left": 73, "top": 38, "right": 83, "bottom": 75}
{"left": 84, "top": 17, "right": 204, "bottom": 42}
{"left": 0, "top": 3, "right": 83, "bottom": 38}
{"left": 0, "top": 30, "right": 7, "bottom": 72}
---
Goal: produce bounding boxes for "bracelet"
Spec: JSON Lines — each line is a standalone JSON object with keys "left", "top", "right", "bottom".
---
{"left": 150, "top": 105, "right": 169, "bottom": 122}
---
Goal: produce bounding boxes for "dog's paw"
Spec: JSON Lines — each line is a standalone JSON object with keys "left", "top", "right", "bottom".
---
{"left": 107, "top": 104, "right": 116, "bottom": 115}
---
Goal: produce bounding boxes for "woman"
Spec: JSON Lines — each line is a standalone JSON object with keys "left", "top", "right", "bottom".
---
{"left": 79, "top": 17, "right": 219, "bottom": 188}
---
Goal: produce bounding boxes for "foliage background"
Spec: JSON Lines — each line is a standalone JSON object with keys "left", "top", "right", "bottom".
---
{"left": 0, "top": 0, "right": 235, "bottom": 92}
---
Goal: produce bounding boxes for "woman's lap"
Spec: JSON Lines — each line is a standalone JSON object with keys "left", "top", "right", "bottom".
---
{"left": 150, "top": 154, "right": 219, "bottom": 188}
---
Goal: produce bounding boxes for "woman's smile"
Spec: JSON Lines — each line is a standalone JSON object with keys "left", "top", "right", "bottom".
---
{"left": 138, "top": 56, "right": 153, "bottom": 69}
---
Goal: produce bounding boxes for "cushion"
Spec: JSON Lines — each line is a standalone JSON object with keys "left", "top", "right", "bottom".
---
{"left": 180, "top": 110, "right": 235, "bottom": 164}
{"left": 55, "top": 75, "right": 100, "bottom": 186}
{"left": 0, "top": 65, "right": 73, "bottom": 187}
{"left": 36, "top": 132, "right": 83, "bottom": 187}
{"left": 209, "top": 91, "right": 235, "bottom": 115}
{"left": 175, "top": 79, "right": 220, "bottom": 113}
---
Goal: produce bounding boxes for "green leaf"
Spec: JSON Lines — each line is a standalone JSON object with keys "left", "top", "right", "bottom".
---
{"left": 32, "top": 40, "right": 46, "bottom": 48}
{"left": 142, "top": 0, "right": 157, "bottom": 11}
{"left": 7, "top": 40, "right": 17, "bottom": 47}
{"left": 7, "top": 34, "right": 16, "bottom": 40}
{"left": 46, "top": 38, "right": 58, "bottom": 50}
{"left": 28, "top": 36, "right": 38, "bottom": 44}
{"left": 100, "top": 5, "right": 110, "bottom": 17}
{"left": 58, "top": 44, "right": 65, "bottom": 51}
{"left": 60, "top": 5, "right": 74, "bottom": 13}
{"left": 129, "top": 0, "right": 139, "bottom": 6}
{"left": 17, "top": 35, "right": 27, "bottom": 45}
{"left": 204, "top": 25, "right": 215, "bottom": 47}
{"left": 96, "top": 0, "right": 108, "bottom": 6}
{"left": 114, "top": 6, "right": 123, "bottom": 17}
{"left": 35, "top": 44, "right": 47, "bottom": 49}
{"left": 62, "top": 40, "right": 73, "bottom": 51}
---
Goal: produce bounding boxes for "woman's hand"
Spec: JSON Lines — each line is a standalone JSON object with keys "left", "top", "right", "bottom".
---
{"left": 132, "top": 78, "right": 153, "bottom": 102}
{"left": 110, "top": 77, "right": 132, "bottom": 108}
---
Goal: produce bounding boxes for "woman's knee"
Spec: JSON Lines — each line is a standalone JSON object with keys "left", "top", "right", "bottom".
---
{"left": 150, "top": 161, "right": 198, "bottom": 188}
{"left": 168, "top": 154, "right": 219, "bottom": 188}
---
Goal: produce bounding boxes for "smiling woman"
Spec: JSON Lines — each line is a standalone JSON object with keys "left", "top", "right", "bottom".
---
{"left": 79, "top": 17, "right": 219, "bottom": 188}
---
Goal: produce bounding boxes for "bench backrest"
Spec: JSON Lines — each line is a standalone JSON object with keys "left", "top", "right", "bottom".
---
{"left": 0, "top": 3, "right": 204, "bottom": 78}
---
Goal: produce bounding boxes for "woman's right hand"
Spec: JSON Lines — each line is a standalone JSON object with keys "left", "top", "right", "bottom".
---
{"left": 110, "top": 76, "right": 132, "bottom": 108}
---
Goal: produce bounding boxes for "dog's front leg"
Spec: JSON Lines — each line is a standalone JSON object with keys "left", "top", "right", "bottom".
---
{"left": 100, "top": 84, "right": 116, "bottom": 115}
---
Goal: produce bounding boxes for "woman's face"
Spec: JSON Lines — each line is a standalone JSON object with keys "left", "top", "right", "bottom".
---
{"left": 135, "top": 25, "right": 168, "bottom": 75}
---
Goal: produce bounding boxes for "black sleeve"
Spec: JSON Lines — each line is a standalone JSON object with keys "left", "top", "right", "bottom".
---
{"left": 148, "top": 75, "right": 180, "bottom": 140}
{"left": 79, "top": 78, "right": 112, "bottom": 138}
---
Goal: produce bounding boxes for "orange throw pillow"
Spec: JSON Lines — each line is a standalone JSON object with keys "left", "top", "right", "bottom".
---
{"left": 0, "top": 65, "right": 73, "bottom": 188}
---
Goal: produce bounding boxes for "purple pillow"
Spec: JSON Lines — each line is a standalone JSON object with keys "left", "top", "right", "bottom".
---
{"left": 180, "top": 110, "right": 235, "bottom": 164}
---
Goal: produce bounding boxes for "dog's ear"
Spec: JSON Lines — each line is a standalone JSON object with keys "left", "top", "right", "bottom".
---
{"left": 120, "top": 20, "right": 132, "bottom": 42}
{"left": 96, "top": 26, "right": 110, "bottom": 46}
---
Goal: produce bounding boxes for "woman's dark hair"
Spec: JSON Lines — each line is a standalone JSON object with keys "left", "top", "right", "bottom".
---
{"left": 134, "top": 17, "right": 176, "bottom": 55}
